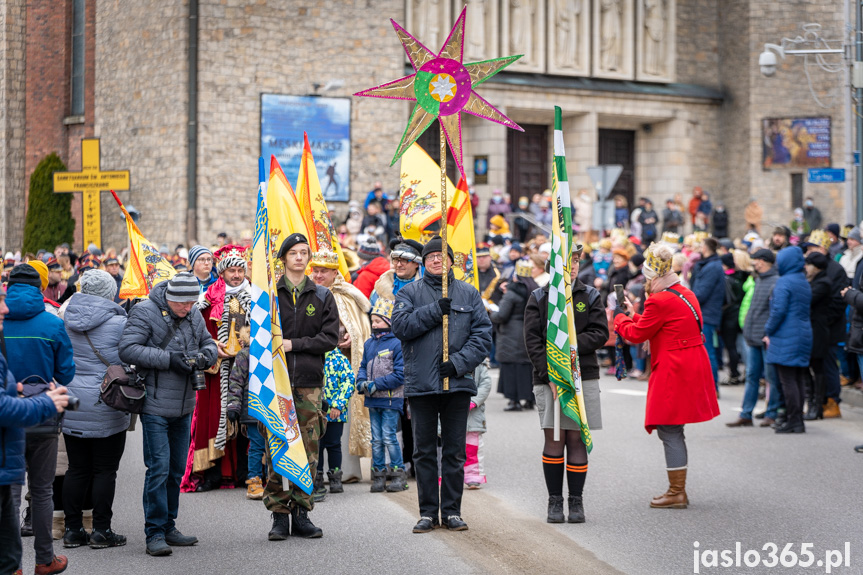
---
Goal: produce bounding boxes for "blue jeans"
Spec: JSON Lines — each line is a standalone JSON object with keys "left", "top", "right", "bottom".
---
{"left": 368, "top": 408, "right": 403, "bottom": 470}
{"left": 246, "top": 423, "right": 266, "bottom": 480}
{"left": 141, "top": 413, "right": 191, "bottom": 540}
{"left": 740, "top": 345, "right": 782, "bottom": 420}
{"left": 703, "top": 324, "right": 719, "bottom": 389}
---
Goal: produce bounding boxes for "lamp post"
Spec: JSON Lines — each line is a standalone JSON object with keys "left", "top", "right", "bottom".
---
{"left": 759, "top": 21, "right": 857, "bottom": 223}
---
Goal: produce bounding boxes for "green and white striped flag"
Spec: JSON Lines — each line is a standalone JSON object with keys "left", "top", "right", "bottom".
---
{"left": 547, "top": 106, "right": 592, "bottom": 452}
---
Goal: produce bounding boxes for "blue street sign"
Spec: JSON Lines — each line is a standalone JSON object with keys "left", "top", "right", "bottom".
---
{"left": 808, "top": 168, "right": 845, "bottom": 183}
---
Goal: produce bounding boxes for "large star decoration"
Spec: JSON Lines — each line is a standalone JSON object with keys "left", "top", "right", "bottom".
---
{"left": 354, "top": 7, "right": 523, "bottom": 177}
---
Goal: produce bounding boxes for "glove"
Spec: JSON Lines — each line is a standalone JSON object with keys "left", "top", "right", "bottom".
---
{"left": 469, "top": 401, "right": 477, "bottom": 410}
{"left": 366, "top": 382, "right": 376, "bottom": 396}
{"left": 227, "top": 410, "right": 239, "bottom": 423}
{"left": 194, "top": 353, "right": 211, "bottom": 370}
{"left": 440, "top": 360, "right": 458, "bottom": 379}
{"left": 356, "top": 381, "right": 367, "bottom": 395}
{"left": 438, "top": 297, "right": 452, "bottom": 316}
{"left": 613, "top": 306, "right": 629, "bottom": 319}
{"left": 169, "top": 352, "right": 194, "bottom": 374}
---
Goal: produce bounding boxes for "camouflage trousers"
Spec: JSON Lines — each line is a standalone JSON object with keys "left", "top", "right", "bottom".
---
{"left": 261, "top": 387, "right": 326, "bottom": 512}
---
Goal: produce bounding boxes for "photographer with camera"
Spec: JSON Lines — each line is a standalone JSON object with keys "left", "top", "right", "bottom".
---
{"left": 118, "top": 272, "right": 217, "bottom": 557}
{"left": 1, "top": 283, "right": 71, "bottom": 575}
{"left": 3, "top": 265, "right": 76, "bottom": 575}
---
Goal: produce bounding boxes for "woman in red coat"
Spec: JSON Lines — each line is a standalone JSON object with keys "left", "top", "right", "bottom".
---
{"left": 613, "top": 243, "right": 720, "bottom": 509}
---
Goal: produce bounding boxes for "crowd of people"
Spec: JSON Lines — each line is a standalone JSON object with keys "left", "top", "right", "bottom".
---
{"left": 1, "top": 182, "right": 861, "bottom": 574}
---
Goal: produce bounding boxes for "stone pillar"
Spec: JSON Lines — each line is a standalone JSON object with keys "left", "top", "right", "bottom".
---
{"left": 0, "top": 0, "right": 26, "bottom": 252}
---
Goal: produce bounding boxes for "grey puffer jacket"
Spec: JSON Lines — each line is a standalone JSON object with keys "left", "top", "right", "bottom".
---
{"left": 742, "top": 268, "right": 779, "bottom": 347}
{"left": 392, "top": 271, "right": 492, "bottom": 397}
{"left": 118, "top": 281, "right": 217, "bottom": 418}
{"left": 62, "top": 293, "right": 131, "bottom": 438}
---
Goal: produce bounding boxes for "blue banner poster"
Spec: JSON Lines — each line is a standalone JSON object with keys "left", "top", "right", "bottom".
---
{"left": 261, "top": 95, "right": 351, "bottom": 201}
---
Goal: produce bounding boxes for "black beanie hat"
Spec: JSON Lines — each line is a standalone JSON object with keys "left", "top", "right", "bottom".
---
{"left": 720, "top": 253, "right": 735, "bottom": 269}
{"left": 805, "top": 251, "right": 828, "bottom": 270}
{"left": 421, "top": 235, "right": 455, "bottom": 264}
{"left": 8, "top": 264, "right": 43, "bottom": 289}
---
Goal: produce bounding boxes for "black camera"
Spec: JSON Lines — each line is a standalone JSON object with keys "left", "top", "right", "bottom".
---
{"left": 66, "top": 395, "right": 80, "bottom": 411}
{"left": 186, "top": 354, "right": 210, "bottom": 391}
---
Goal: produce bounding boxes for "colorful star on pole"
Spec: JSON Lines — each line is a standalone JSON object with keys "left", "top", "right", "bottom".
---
{"left": 354, "top": 7, "right": 524, "bottom": 177}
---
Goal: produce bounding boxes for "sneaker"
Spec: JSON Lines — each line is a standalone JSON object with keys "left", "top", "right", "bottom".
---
{"left": 62, "top": 527, "right": 89, "bottom": 548}
{"left": 89, "top": 528, "right": 126, "bottom": 549}
{"left": 145, "top": 535, "right": 172, "bottom": 556}
{"left": 442, "top": 515, "right": 468, "bottom": 531}
{"left": 466, "top": 482, "right": 482, "bottom": 490}
{"left": 164, "top": 528, "right": 198, "bottom": 546}
{"left": 34, "top": 555, "right": 67, "bottom": 575}
{"left": 412, "top": 516, "right": 438, "bottom": 533}
{"left": 246, "top": 476, "right": 264, "bottom": 500}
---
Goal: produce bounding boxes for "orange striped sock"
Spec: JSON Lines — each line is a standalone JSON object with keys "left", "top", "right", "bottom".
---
{"left": 567, "top": 462, "right": 588, "bottom": 496}
{"left": 542, "top": 453, "right": 565, "bottom": 496}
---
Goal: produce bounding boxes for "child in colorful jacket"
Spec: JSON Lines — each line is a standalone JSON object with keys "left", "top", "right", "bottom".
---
{"left": 315, "top": 347, "right": 355, "bottom": 500}
{"left": 356, "top": 299, "right": 406, "bottom": 493}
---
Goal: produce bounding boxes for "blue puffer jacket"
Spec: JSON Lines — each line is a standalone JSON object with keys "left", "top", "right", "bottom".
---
{"left": 62, "top": 292, "right": 131, "bottom": 438}
{"left": 765, "top": 246, "right": 812, "bottom": 367}
{"left": 692, "top": 254, "right": 725, "bottom": 326}
{"left": 357, "top": 330, "right": 404, "bottom": 412}
{"left": 1, "top": 352, "right": 56, "bottom": 486}
{"left": 392, "top": 271, "right": 492, "bottom": 397}
{"left": 4, "top": 283, "right": 76, "bottom": 387}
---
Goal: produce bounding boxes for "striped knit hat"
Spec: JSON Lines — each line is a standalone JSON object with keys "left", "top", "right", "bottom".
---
{"left": 188, "top": 245, "right": 212, "bottom": 268}
{"left": 165, "top": 272, "right": 200, "bottom": 302}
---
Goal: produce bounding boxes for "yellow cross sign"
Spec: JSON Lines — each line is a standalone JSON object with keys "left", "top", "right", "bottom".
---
{"left": 53, "top": 138, "right": 130, "bottom": 250}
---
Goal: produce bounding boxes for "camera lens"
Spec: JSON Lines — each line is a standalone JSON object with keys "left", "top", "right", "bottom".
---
{"left": 66, "top": 396, "right": 80, "bottom": 411}
{"left": 192, "top": 370, "right": 207, "bottom": 391}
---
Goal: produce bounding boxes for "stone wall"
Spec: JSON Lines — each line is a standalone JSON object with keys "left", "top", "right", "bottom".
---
{"left": 94, "top": 0, "right": 190, "bottom": 251}
{"left": 195, "top": 0, "right": 409, "bottom": 245}
{"left": 0, "top": 0, "right": 26, "bottom": 252}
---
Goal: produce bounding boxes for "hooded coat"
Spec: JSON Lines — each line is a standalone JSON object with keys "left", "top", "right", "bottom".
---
{"left": 764, "top": 247, "right": 812, "bottom": 367}
{"left": 62, "top": 292, "right": 131, "bottom": 438}
{"left": 692, "top": 253, "right": 725, "bottom": 326}
{"left": 3, "top": 283, "right": 76, "bottom": 388}
{"left": 118, "top": 281, "right": 217, "bottom": 417}
{"left": 489, "top": 280, "right": 530, "bottom": 365}
{"left": 354, "top": 257, "right": 392, "bottom": 299}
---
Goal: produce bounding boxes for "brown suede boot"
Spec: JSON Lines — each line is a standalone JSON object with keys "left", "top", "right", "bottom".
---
{"left": 650, "top": 469, "right": 688, "bottom": 509}
{"left": 822, "top": 398, "right": 842, "bottom": 419}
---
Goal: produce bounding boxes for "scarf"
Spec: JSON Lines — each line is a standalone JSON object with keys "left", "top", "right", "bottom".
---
{"left": 212, "top": 279, "right": 251, "bottom": 452}
{"left": 201, "top": 278, "right": 249, "bottom": 322}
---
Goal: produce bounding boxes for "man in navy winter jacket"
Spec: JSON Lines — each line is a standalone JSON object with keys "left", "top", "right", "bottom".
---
{"left": 392, "top": 236, "right": 492, "bottom": 534}
{"left": 0, "top": 282, "right": 70, "bottom": 574}
{"left": 691, "top": 237, "right": 724, "bottom": 390}
{"left": 3, "top": 265, "right": 76, "bottom": 572}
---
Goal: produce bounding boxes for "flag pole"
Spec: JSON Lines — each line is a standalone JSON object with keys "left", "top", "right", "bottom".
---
{"left": 440, "top": 123, "right": 450, "bottom": 391}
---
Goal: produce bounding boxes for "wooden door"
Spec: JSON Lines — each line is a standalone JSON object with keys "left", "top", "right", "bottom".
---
{"left": 507, "top": 124, "right": 549, "bottom": 204}
{"left": 598, "top": 129, "right": 635, "bottom": 207}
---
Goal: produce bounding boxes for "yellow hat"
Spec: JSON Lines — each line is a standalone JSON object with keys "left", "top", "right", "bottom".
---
{"left": 370, "top": 298, "right": 393, "bottom": 323}
{"left": 27, "top": 260, "right": 49, "bottom": 290}
{"left": 515, "top": 259, "right": 532, "bottom": 278}
{"left": 644, "top": 247, "right": 672, "bottom": 277}
{"left": 807, "top": 229, "right": 831, "bottom": 250}
{"left": 310, "top": 250, "right": 339, "bottom": 270}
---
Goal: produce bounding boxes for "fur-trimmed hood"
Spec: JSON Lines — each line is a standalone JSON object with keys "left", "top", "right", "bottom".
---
{"left": 373, "top": 269, "right": 421, "bottom": 302}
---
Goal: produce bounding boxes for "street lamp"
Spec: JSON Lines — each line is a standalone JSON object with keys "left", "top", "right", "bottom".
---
{"left": 758, "top": 23, "right": 855, "bottom": 223}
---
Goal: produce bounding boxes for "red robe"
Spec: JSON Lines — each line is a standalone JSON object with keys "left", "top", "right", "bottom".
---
{"left": 613, "top": 285, "right": 719, "bottom": 433}
{"left": 180, "top": 314, "right": 238, "bottom": 491}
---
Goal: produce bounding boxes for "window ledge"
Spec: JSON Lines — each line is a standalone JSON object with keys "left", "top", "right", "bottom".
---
{"left": 63, "top": 115, "right": 85, "bottom": 125}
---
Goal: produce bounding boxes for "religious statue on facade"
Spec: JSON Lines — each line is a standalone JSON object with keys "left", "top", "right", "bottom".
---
{"left": 555, "top": 0, "right": 582, "bottom": 69}
{"left": 509, "top": 0, "right": 535, "bottom": 65}
{"left": 644, "top": 0, "right": 666, "bottom": 76}
{"left": 413, "top": 0, "right": 443, "bottom": 50}
{"left": 600, "top": 0, "right": 622, "bottom": 71}
{"left": 466, "top": 0, "right": 488, "bottom": 60}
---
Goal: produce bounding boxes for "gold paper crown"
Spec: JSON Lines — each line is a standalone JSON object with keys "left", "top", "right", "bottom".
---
{"left": 515, "top": 259, "right": 532, "bottom": 278}
{"left": 370, "top": 298, "right": 394, "bottom": 320}
{"left": 660, "top": 232, "right": 681, "bottom": 245}
{"left": 842, "top": 225, "right": 854, "bottom": 238}
{"left": 693, "top": 231, "right": 710, "bottom": 243}
{"left": 645, "top": 249, "right": 673, "bottom": 276}
{"left": 310, "top": 250, "right": 339, "bottom": 269}
{"left": 808, "top": 229, "right": 831, "bottom": 250}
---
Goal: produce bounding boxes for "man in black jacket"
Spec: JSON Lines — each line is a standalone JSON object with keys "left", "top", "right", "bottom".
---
{"left": 264, "top": 233, "right": 339, "bottom": 541}
{"left": 392, "top": 236, "right": 492, "bottom": 534}
{"left": 523, "top": 246, "right": 608, "bottom": 523}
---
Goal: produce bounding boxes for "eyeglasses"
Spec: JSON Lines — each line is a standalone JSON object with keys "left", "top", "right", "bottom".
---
{"left": 425, "top": 254, "right": 444, "bottom": 262}
{"left": 196, "top": 257, "right": 213, "bottom": 263}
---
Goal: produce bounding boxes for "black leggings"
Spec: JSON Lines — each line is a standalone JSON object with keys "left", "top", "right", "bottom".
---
{"left": 720, "top": 326, "right": 740, "bottom": 378}
{"left": 775, "top": 365, "right": 807, "bottom": 428}
{"left": 63, "top": 431, "right": 126, "bottom": 531}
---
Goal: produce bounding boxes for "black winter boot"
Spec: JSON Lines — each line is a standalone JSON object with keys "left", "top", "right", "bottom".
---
{"left": 386, "top": 467, "right": 408, "bottom": 492}
{"left": 567, "top": 495, "right": 585, "bottom": 523}
{"left": 804, "top": 373, "right": 825, "bottom": 420}
{"left": 268, "top": 512, "right": 290, "bottom": 541}
{"left": 20, "top": 504, "right": 33, "bottom": 537}
{"left": 291, "top": 506, "right": 323, "bottom": 538}
{"left": 547, "top": 495, "right": 565, "bottom": 523}
{"left": 371, "top": 467, "right": 387, "bottom": 493}
{"left": 313, "top": 470, "right": 327, "bottom": 502}
{"left": 327, "top": 469, "right": 343, "bottom": 493}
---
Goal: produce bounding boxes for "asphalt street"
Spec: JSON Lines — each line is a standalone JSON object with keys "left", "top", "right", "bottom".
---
{"left": 20, "top": 369, "right": 863, "bottom": 575}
